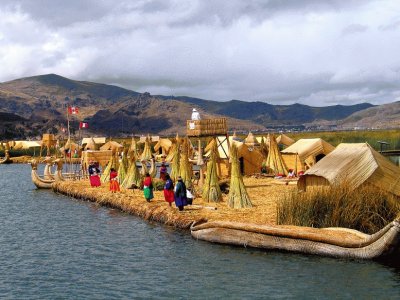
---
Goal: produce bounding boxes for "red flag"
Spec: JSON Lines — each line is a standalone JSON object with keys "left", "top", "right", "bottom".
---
{"left": 79, "top": 122, "right": 89, "bottom": 129}
{"left": 68, "top": 106, "right": 79, "bottom": 115}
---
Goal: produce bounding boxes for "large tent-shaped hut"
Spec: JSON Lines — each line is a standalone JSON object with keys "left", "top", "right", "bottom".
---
{"left": 100, "top": 140, "right": 123, "bottom": 152}
{"left": 281, "top": 138, "right": 335, "bottom": 173}
{"left": 276, "top": 134, "right": 295, "bottom": 148}
{"left": 154, "top": 138, "right": 172, "bottom": 157}
{"left": 298, "top": 143, "right": 400, "bottom": 197}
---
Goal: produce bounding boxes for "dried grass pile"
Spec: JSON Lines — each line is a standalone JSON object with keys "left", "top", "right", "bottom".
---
{"left": 277, "top": 183, "right": 400, "bottom": 234}
{"left": 202, "top": 143, "right": 222, "bottom": 202}
{"left": 228, "top": 143, "right": 252, "bottom": 208}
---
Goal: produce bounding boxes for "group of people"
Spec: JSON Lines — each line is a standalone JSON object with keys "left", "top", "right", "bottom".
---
{"left": 143, "top": 171, "right": 191, "bottom": 211}
{"left": 87, "top": 160, "right": 192, "bottom": 210}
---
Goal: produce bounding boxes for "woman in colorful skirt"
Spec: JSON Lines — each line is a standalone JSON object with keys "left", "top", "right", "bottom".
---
{"left": 163, "top": 174, "right": 174, "bottom": 206}
{"left": 88, "top": 161, "right": 101, "bottom": 187}
{"left": 109, "top": 168, "right": 120, "bottom": 192}
{"left": 143, "top": 173, "right": 154, "bottom": 202}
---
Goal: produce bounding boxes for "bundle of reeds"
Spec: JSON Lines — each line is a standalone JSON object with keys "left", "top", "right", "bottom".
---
{"left": 101, "top": 151, "right": 117, "bottom": 183}
{"left": 170, "top": 139, "right": 180, "bottom": 182}
{"left": 202, "top": 142, "right": 222, "bottom": 202}
{"left": 228, "top": 143, "right": 252, "bottom": 208}
{"left": 265, "top": 133, "right": 287, "bottom": 175}
{"left": 277, "top": 183, "right": 400, "bottom": 234}
{"left": 121, "top": 153, "right": 141, "bottom": 189}
{"left": 259, "top": 136, "right": 269, "bottom": 158}
{"left": 179, "top": 137, "right": 193, "bottom": 189}
{"left": 117, "top": 149, "right": 129, "bottom": 184}
{"left": 140, "top": 135, "right": 153, "bottom": 161}
{"left": 129, "top": 137, "right": 138, "bottom": 158}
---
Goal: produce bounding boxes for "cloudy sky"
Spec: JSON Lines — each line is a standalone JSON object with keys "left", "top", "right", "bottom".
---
{"left": 1, "top": 0, "right": 400, "bottom": 106}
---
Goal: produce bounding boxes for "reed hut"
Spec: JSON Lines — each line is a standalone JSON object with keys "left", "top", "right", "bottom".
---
{"left": 154, "top": 138, "right": 172, "bottom": 157}
{"left": 13, "top": 141, "right": 41, "bottom": 150}
{"left": 298, "top": 143, "right": 400, "bottom": 197}
{"left": 83, "top": 137, "right": 97, "bottom": 151}
{"left": 276, "top": 134, "right": 295, "bottom": 148}
{"left": 265, "top": 134, "right": 287, "bottom": 175}
{"left": 228, "top": 143, "right": 252, "bottom": 208}
{"left": 81, "top": 150, "right": 113, "bottom": 173}
{"left": 100, "top": 140, "right": 123, "bottom": 152}
{"left": 281, "top": 138, "right": 335, "bottom": 173}
{"left": 82, "top": 137, "right": 106, "bottom": 150}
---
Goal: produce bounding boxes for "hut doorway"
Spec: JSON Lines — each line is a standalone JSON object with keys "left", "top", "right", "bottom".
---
{"left": 315, "top": 153, "right": 325, "bottom": 162}
{"left": 239, "top": 157, "right": 244, "bottom": 175}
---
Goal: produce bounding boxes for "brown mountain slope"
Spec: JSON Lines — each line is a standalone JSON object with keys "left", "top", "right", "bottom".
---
{"left": 339, "top": 101, "right": 400, "bottom": 129}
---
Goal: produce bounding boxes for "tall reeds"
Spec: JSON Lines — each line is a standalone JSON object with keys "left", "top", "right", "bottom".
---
{"left": 179, "top": 137, "right": 193, "bottom": 189}
{"left": 140, "top": 135, "right": 152, "bottom": 161}
{"left": 170, "top": 139, "right": 180, "bottom": 182}
{"left": 202, "top": 143, "right": 222, "bottom": 202}
{"left": 277, "top": 183, "right": 400, "bottom": 234}
{"left": 228, "top": 143, "right": 252, "bottom": 208}
{"left": 121, "top": 152, "right": 141, "bottom": 189}
{"left": 101, "top": 151, "right": 117, "bottom": 183}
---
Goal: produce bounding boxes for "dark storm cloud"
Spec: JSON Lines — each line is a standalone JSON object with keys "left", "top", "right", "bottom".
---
{"left": 0, "top": 0, "right": 399, "bottom": 106}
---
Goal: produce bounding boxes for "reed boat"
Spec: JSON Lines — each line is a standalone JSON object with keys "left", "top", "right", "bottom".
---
{"left": 30, "top": 159, "right": 55, "bottom": 189}
{"left": 0, "top": 151, "right": 12, "bottom": 164}
{"left": 191, "top": 219, "right": 400, "bottom": 259}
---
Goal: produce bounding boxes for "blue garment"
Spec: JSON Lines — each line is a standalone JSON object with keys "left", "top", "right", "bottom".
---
{"left": 174, "top": 180, "right": 188, "bottom": 207}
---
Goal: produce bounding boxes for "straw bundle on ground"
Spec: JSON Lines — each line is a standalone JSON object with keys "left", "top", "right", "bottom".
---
{"left": 117, "top": 149, "right": 129, "bottom": 184}
{"left": 101, "top": 152, "right": 118, "bottom": 183}
{"left": 202, "top": 143, "right": 222, "bottom": 202}
{"left": 140, "top": 135, "right": 153, "bottom": 161}
{"left": 170, "top": 138, "right": 181, "bottom": 182}
{"left": 179, "top": 138, "right": 193, "bottom": 189}
{"left": 121, "top": 153, "right": 142, "bottom": 189}
{"left": 265, "top": 133, "right": 287, "bottom": 175}
{"left": 228, "top": 143, "right": 252, "bottom": 208}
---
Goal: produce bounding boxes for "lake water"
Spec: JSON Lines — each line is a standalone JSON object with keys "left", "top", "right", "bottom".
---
{"left": 1, "top": 164, "right": 400, "bottom": 299}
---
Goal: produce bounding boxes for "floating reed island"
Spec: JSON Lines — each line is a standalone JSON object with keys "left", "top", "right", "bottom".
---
{"left": 29, "top": 118, "right": 400, "bottom": 259}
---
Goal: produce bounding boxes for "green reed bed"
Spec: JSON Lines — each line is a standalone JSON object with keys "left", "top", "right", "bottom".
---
{"left": 277, "top": 184, "right": 400, "bottom": 234}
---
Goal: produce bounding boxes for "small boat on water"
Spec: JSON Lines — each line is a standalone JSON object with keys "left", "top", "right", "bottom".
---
{"left": 30, "top": 159, "right": 55, "bottom": 189}
{"left": 191, "top": 218, "right": 400, "bottom": 259}
{"left": 0, "top": 150, "right": 12, "bottom": 164}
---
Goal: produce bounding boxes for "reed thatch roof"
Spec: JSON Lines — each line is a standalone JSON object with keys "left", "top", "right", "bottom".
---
{"left": 100, "top": 141, "right": 123, "bottom": 151}
{"left": 81, "top": 137, "right": 106, "bottom": 145}
{"left": 244, "top": 132, "right": 259, "bottom": 147}
{"left": 276, "top": 134, "right": 295, "bottom": 147}
{"left": 60, "top": 138, "right": 79, "bottom": 151}
{"left": 13, "top": 141, "right": 41, "bottom": 150}
{"left": 281, "top": 138, "right": 335, "bottom": 162}
{"left": 298, "top": 143, "right": 400, "bottom": 197}
{"left": 154, "top": 138, "right": 172, "bottom": 152}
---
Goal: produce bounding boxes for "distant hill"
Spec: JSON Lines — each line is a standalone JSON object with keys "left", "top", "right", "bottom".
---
{"left": 339, "top": 101, "right": 400, "bottom": 129}
{"left": 0, "top": 73, "right": 393, "bottom": 139}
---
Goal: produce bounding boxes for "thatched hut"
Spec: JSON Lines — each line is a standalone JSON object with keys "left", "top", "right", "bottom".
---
{"left": 244, "top": 131, "right": 259, "bottom": 147}
{"left": 13, "top": 141, "right": 41, "bottom": 150}
{"left": 281, "top": 138, "right": 335, "bottom": 173}
{"left": 276, "top": 134, "right": 295, "bottom": 147}
{"left": 100, "top": 140, "right": 123, "bottom": 152}
{"left": 154, "top": 138, "right": 172, "bottom": 157}
{"left": 298, "top": 143, "right": 400, "bottom": 197}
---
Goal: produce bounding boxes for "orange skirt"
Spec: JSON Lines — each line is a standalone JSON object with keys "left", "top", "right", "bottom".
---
{"left": 110, "top": 180, "right": 120, "bottom": 192}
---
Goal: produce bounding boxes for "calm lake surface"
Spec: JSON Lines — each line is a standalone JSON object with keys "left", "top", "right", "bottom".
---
{"left": 1, "top": 164, "right": 400, "bottom": 299}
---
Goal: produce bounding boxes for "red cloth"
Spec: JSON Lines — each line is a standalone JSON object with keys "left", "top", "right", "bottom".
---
{"left": 110, "top": 180, "right": 120, "bottom": 192}
{"left": 110, "top": 171, "right": 118, "bottom": 180}
{"left": 164, "top": 189, "right": 174, "bottom": 203}
{"left": 143, "top": 176, "right": 152, "bottom": 187}
{"left": 89, "top": 175, "right": 101, "bottom": 187}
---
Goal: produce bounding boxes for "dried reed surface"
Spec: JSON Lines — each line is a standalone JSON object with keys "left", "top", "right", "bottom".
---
{"left": 277, "top": 184, "right": 400, "bottom": 234}
{"left": 53, "top": 176, "right": 289, "bottom": 229}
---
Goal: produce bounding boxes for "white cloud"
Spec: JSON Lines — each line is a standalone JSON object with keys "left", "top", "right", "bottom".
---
{"left": 0, "top": 0, "right": 400, "bottom": 106}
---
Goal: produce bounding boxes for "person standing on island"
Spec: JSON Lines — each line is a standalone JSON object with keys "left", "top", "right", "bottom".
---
{"left": 109, "top": 168, "right": 120, "bottom": 192}
{"left": 163, "top": 174, "right": 174, "bottom": 207}
{"left": 174, "top": 176, "right": 187, "bottom": 211}
{"left": 159, "top": 163, "right": 167, "bottom": 181}
{"left": 143, "top": 173, "right": 154, "bottom": 202}
{"left": 88, "top": 160, "right": 101, "bottom": 187}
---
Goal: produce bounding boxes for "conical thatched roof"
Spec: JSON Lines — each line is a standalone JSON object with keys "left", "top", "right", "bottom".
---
{"left": 60, "top": 138, "right": 79, "bottom": 152}
{"left": 277, "top": 134, "right": 295, "bottom": 147}
{"left": 244, "top": 132, "right": 259, "bottom": 147}
{"left": 202, "top": 143, "right": 222, "bottom": 202}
